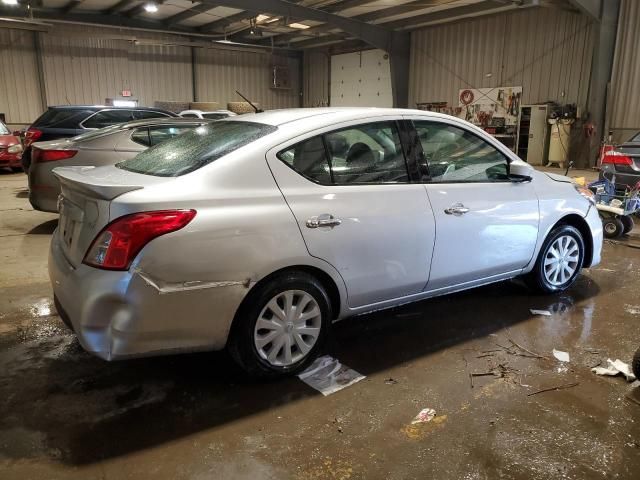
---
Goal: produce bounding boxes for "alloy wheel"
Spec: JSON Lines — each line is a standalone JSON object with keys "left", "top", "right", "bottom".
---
{"left": 254, "top": 290, "right": 322, "bottom": 367}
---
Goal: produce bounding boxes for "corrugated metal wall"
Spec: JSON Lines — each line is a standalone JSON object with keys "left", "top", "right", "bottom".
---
{"left": 409, "top": 8, "right": 594, "bottom": 110}
{"left": 0, "top": 24, "right": 301, "bottom": 124}
{"left": 195, "top": 48, "right": 301, "bottom": 110}
{"left": 607, "top": 0, "right": 640, "bottom": 141}
{"left": 0, "top": 29, "right": 43, "bottom": 125}
{"left": 39, "top": 25, "right": 193, "bottom": 107}
{"left": 303, "top": 50, "right": 330, "bottom": 107}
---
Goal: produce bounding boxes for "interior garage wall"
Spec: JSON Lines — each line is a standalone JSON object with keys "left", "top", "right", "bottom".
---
{"left": 39, "top": 25, "right": 193, "bottom": 108}
{"left": 0, "top": 29, "right": 44, "bottom": 126}
{"left": 607, "top": 0, "right": 640, "bottom": 142}
{"left": 409, "top": 8, "right": 594, "bottom": 111}
{"left": 303, "top": 50, "right": 330, "bottom": 107}
{"left": 194, "top": 49, "right": 301, "bottom": 110}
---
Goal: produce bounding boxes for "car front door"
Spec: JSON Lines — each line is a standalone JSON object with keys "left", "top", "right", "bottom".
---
{"left": 409, "top": 119, "right": 540, "bottom": 291}
{"left": 266, "top": 119, "right": 436, "bottom": 309}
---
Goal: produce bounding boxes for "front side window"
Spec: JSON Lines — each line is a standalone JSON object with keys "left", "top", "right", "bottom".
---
{"left": 277, "top": 121, "right": 409, "bottom": 185}
{"left": 118, "top": 121, "right": 276, "bottom": 177}
{"left": 413, "top": 121, "right": 509, "bottom": 182}
{"left": 83, "top": 110, "right": 135, "bottom": 129}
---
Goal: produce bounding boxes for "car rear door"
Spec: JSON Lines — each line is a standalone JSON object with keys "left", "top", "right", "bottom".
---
{"left": 407, "top": 118, "right": 540, "bottom": 291}
{"left": 266, "top": 119, "right": 435, "bottom": 309}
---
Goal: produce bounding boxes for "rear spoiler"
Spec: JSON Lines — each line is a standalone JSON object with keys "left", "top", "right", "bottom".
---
{"left": 53, "top": 166, "right": 144, "bottom": 200}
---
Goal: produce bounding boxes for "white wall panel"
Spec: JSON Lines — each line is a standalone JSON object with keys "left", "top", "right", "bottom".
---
{"left": 0, "top": 29, "right": 43, "bottom": 125}
{"left": 409, "top": 8, "right": 594, "bottom": 111}
{"left": 303, "top": 50, "right": 329, "bottom": 107}
{"left": 330, "top": 49, "right": 392, "bottom": 107}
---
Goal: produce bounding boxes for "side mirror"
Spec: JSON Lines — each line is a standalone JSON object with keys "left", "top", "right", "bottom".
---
{"left": 509, "top": 161, "right": 534, "bottom": 183}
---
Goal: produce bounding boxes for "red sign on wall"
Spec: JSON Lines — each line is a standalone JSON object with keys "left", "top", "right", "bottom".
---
{"left": 121, "top": 90, "right": 132, "bottom": 97}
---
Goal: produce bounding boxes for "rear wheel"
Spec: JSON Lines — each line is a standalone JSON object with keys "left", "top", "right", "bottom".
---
{"left": 526, "top": 225, "right": 584, "bottom": 294}
{"left": 620, "top": 215, "right": 634, "bottom": 235}
{"left": 602, "top": 217, "right": 624, "bottom": 239}
{"left": 228, "top": 271, "right": 331, "bottom": 378}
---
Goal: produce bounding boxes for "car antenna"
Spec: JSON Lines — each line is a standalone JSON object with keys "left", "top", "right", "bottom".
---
{"left": 235, "top": 90, "right": 263, "bottom": 113}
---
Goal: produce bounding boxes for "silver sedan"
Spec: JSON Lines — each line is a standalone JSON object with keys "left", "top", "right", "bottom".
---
{"left": 49, "top": 108, "right": 603, "bottom": 377}
{"left": 28, "top": 118, "right": 209, "bottom": 212}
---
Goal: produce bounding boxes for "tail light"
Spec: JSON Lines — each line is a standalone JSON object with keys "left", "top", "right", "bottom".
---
{"left": 602, "top": 151, "right": 633, "bottom": 166}
{"left": 32, "top": 148, "right": 78, "bottom": 163}
{"left": 83, "top": 210, "right": 197, "bottom": 271}
{"left": 24, "top": 128, "right": 42, "bottom": 147}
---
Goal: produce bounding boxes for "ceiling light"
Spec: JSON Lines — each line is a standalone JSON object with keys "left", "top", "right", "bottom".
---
{"left": 255, "top": 14, "right": 271, "bottom": 23}
{"left": 143, "top": 2, "right": 158, "bottom": 13}
{"left": 288, "top": 22, "right": 310, "bottom": 29}
{"left": 2, "top": 0, "right": 19, "bottom": 6}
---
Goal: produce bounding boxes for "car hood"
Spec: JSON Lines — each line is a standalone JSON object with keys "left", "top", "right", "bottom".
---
{"left": 544, "top": 172, "right": 573, "bottom": 183}
{"left": 0, "top": 135, "right": 20, "bottom": 147}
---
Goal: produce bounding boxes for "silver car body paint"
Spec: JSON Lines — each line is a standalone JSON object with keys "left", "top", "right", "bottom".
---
{"left": 48, "top": 108, "right": 603, "bottom": 361}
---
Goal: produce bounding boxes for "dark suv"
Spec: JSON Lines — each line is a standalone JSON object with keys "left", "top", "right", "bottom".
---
{"left": 21, "top": 105, "right": 176, "bottom": 171}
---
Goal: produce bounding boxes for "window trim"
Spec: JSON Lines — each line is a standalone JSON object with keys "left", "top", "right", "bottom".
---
{"left": 276, "top": 119, "right": 412, "bottom": 187}
{"left": 408, "top": 119, "right": 513, "bottom": 185}
{"left": 79, "top": 109, "right": 135, "bottom": 130}
{"left": 130, "top": 127, "right": 151, "bottom": 147}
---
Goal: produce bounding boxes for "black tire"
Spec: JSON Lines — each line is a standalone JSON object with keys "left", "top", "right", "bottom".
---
{"left": 621, "top": 215, "right": 634, "bottom": 235}
{"left": 525, "top": 224, "right": 585, "bottom": 294}
{"left": 602, "top": 217, "right": 624, "bottom": 239}
{"left": 633, "top": 348, "right": 640, "bottom": 380}
{"left": 10, "top": 167, "right": 22, "bottom": 173}
{"left": 227, "top": 271, "right": 332, "bottom": 378}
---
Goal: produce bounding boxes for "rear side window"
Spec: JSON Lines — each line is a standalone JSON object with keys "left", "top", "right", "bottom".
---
{"left": 277, "top": 121, "right": 409, "bottom": 185}
{"left": 148, "top": 125, "right": 195, "bottom": 145}
{"left": 32, "top": 108, "right": 94, "bottom": 129}
{"left": 117, "top": 121, "right": 276, "bottom": 177}
{"left": 83, "top": 110, "right": 135, "bottom": 129}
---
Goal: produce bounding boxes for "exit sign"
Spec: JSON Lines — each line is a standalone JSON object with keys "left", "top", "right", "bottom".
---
{"left": 121, "top": 90, "right": 132, "bottom": 97}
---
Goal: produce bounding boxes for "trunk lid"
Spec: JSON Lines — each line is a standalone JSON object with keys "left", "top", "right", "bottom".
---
{"left": 53, "top": 165, "right": 160, "bottom": 267}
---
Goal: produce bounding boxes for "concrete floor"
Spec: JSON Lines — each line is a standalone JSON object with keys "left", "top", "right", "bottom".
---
{"left": 1, "top": 169, "right": 639, "bottom": 480}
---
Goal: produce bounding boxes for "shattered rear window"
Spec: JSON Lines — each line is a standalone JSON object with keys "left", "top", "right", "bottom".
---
{"left": 117, "top": 121, "right": 276, "bottom": 177}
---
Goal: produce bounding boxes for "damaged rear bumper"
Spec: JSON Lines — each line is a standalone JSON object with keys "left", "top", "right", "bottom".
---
{"left": 48, "top": 232, "right": 249, "bottom": 360}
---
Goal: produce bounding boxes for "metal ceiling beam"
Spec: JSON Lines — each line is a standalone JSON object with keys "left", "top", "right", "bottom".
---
{"left": 163, "top": 2, "right": 204, "bottom": 26}
{"left": 266, "top": 0, "right": 451, "bottom": 46}
{"left": 60, "top": 0, "right": 84, "bottom": 13}
{"left": 198, "top": 10, "right": 257, "bottom": 33}
{"left": 104, "top": 0, "right": 138, "bottom": 15}
{"left": 194, "top": 0, "right": 394, "bottom": 51}
{"left": 567, "top": 0, "right": 601, "bottom": 20}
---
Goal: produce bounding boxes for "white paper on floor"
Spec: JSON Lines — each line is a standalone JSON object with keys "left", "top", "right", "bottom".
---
{"left": 530, "top": 309, "right": 552, "bottom": 316}
{"left": 592, "top": 358, "right": 637, "bottom": 382}
{"left": 553, "top": 349, "right": 570, "bottom": 362}
{"left": 298, "top": 355, "right": 365, "bottom": 396}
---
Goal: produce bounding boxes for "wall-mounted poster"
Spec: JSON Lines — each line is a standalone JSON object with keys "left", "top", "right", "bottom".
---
{"left": 457, "top": 86, "right": 522, "bottom": 126}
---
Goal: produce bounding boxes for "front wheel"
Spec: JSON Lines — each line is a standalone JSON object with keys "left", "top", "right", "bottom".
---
{"left": 228, "top": 271, "right": 332, "bottom": 378}
{"left": 526, "top": 225, "right": 585, "bottom": 294}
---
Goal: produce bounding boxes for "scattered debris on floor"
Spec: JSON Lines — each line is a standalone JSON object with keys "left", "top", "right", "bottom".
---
{"left": 469, "top": 363, "right": 519, "bottom": 388}
{"left": 592, "top": 358, "right": 637, "bottom": 382}
{"left": 411, "top": 408, "right": 436, "bottom": 424}
{"left": 530, "top": 309, "right": 552, "bottom": 316}
{"left": 298, "top": 355, "right": 365, "bottom": 396}
{"left": 384, "top": 377, "right": 398, "bottom": 385}
{"left": 553, "top": 349, "right": 571, "bottom": 363}
{"left": 527, "top": 382, "right": 579, "bottom": 396}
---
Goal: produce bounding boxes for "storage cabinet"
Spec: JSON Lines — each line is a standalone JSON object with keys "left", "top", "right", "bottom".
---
{"left": 516, "top": 104, "right": 549, "bottom": 165}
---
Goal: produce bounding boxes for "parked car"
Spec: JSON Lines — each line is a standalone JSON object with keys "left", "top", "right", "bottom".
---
{"left": 599, "top": 131, "right": 640, "bottom": 191}
{"left": 21, "top": 105, "right": 176, "bottom": 171}
{"left": 179, "top": 109, "right": 236, "bottom": 120}
{"left": 0, "top": 120, "right": 23, "bottom": 171}
{"left": 29, "top": 117, "right": 210, "bottom": 213}
{"left": 49, "top": 108, "right": 603, "bottom": 377}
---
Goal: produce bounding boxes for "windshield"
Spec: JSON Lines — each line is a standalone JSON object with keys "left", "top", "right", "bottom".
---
{"left": 72, "top": 124, "right": 124, "bottom": 142}
{"left": 0, "top": 122, "right": 9, "bottom": 135}
{"left": 117, "top": 121, "right": 277, "bottom": 177}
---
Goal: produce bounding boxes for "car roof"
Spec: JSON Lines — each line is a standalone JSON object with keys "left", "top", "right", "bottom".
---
{"left": 227, "top": 107, "right": 453, "bottom": 127}
{"left": 47, "top": 105, "right": 174, "bottom": 112}
{"left": 116, "top": 117, "right": 213, "bottom": 129}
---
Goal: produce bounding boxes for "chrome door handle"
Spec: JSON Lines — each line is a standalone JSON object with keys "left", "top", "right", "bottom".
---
{"left": 444, "top": 203, "right": 470, "bottom": 216}
{"left": 306, "top": 214, "right": 342, "bottom": 228}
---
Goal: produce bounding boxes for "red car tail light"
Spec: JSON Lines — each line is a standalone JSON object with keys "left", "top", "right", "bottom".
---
{"left": 83, "top": 210, "right": 197, "bottom": 271}
{"left": 602, "top": 151, "right": 633, "bottom": 166}
{"left": 24, "top": 128, "right": 42, "bottom": 147}
{"left": 33, "top": 149, "right": 78, "bottom": 163}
